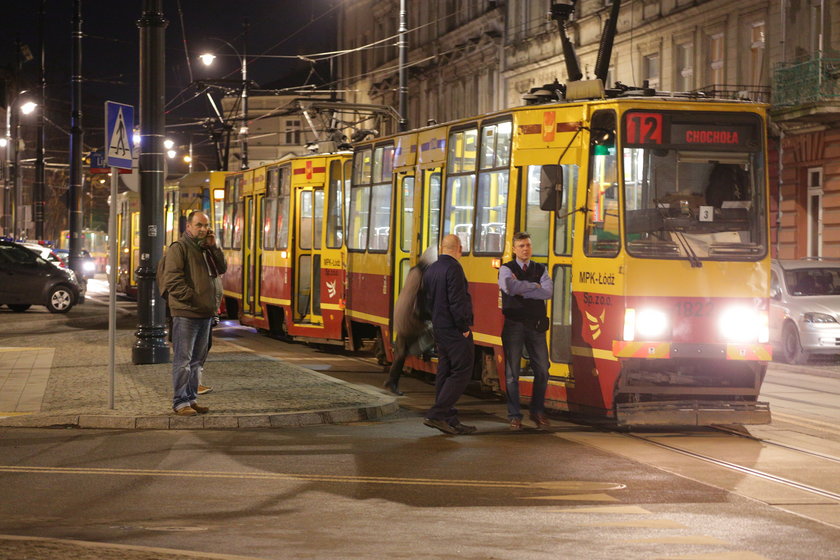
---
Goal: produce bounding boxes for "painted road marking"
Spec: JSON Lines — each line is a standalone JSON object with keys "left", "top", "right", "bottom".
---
{"left": 580, "top": 519, "right": 687, "bottom": 528}
{"left": 0, "top": 465, "right": 625, "bottom": 492}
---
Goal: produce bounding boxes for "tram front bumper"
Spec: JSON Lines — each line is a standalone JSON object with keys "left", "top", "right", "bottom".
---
{"left": 616, "top": 400, "right": 771, "bottom": 426}
{"left": 612, "top": 341, "right": 773, "bottom": 361}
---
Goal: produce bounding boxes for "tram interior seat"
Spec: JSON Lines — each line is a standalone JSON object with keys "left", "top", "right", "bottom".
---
{"left": 370, "top": 227, "right": 390, "bottom": 250}
{"left": 453, "top": 223, "right": 472, "bottom": 251}
{"left": 479, "top": 222, "right": 505, "bottom": 253}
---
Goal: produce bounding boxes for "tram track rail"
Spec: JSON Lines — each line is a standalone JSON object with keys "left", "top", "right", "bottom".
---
{"left": 624, "top": 430, "right": 840, "bottom": 503}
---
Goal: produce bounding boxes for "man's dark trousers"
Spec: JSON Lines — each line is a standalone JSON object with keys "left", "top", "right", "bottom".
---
{"left": 426, "top": 327, "right": 474, "bottom": 423}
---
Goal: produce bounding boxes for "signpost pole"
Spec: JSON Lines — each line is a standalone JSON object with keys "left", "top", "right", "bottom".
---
{"left": 108, "top": 166, "right": 118, "bottom": 409}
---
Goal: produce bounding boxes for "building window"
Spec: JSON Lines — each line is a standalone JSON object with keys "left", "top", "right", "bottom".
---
{"left": 749, "top": 22, "right": 765, "bottom": 85}
{"left": 707, "top": 33, "right": 724, "bottom": 85}
{"left": 807, "top": 168, "right": 823, "bottom": 258}
{"left": 676, "top": 42, "right": 694, "bottom": 91}
{"left": 284, "top": 120, "right": 301, "bottom": 145}
{"left": 643, "top": 53, "right": 660, "bottom": 88}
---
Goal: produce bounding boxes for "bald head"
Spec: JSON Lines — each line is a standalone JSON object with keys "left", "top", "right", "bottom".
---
{"left": 440, "top": 234, "right": 463, "bottom": 259}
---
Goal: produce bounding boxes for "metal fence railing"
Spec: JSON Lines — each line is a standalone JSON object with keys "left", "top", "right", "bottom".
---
{"left": 773, "top": 56, "right": 840, "bottom": 106}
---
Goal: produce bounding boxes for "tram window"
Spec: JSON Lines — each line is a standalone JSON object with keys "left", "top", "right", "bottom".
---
{"left": 524, "top": 166, "right": 549, "bottom": 257}
{"left": 344, "top": 160, "right": 352, "bottom": 241}
{"left": 480, "top": 121, "right": 512, "bottom": 170}
{"left": 521, "top": 165, "right": 581, "bottom": 257}
{"left": 232, "top": 200, "right": 244, "bottom": 250}
{"left": 444, "top": 175, "right": 476, "bottom": 253}
{"left": 369, "top": 183, "right": 392, "bottom": 251}
{"left": 474, "top": 170, "right": 508, "bottom": 254}
{"left": 373, "top": 145, "right": 395, "bottom": 183}
{"left": 213, "top": 189, "right": 224, "bottom": 239}
{"left": 425, "top": 171, "right": 442, "bottom": 251}
{"left": 264, "top": 197, "right": 277, "bottom": 250}
{"left": 314, "top": 189, "right": 324, "bottom": 250}
{"left": 550, "top": 264, "right": 572, "bottom": 365}
{"left": 264, "top": 169, "right": 279, "bottom": 250}
{"left": 276, "top": 168, "right": 291, "bottom": 250}
{"left": 400, "top": 176, "right": 415, "bottom": 252}
{"left": 222, "top": 176, "right": 238, "bottom": 249}
{"left": 326, "top": 160, "right": 344, "bottom": 248}
{"left": 448, "top": 128, "right": 478, "bottom": 174}
{"left": 354, "top": 149, "right": 372, "bottom": 184}
{"left": 584, "top": 110, "right": 620, "bottom": 257}
{"left": 300, "top": 192, "right": 313, "bottom": 250}
{"left": 347, "top": 185, "right": 371, "bottom": 251}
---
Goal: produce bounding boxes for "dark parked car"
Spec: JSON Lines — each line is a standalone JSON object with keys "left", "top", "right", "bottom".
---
{"left": 0, "top": 240, "right": 84, "bottom": 313}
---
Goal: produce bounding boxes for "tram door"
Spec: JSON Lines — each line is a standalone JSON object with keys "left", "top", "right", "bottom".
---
{"left": 242, "top": 192, "right": 264, "bottom": 317}
{"left": 294, "top": 187, "right": 324, "bottom": 323}
{"left": 391, "top": 173, "right": 416, "bottom": 313}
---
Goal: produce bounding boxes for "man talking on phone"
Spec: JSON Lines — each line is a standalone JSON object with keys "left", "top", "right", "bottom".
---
{"left": 160, "top": 210, "right": 227, "bottom": 416}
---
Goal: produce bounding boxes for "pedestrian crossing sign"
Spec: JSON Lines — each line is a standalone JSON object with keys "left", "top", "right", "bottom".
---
{"left": 105, "top": 101, "right": 134, "bottom": 169}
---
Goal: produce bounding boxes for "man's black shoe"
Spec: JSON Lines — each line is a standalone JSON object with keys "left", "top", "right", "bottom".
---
{"left": 383, "top": 380, "right": 404, "bottom": 396}
{"left": 423, "top": 418, "right": 458, "bottom": 434}
{"left": 451, "top": 421, "right": 477, "bottom": 434}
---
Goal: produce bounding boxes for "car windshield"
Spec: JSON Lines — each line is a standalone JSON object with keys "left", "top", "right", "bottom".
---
{"left": 783, "top": 267, "right": 840, "bottom": 296}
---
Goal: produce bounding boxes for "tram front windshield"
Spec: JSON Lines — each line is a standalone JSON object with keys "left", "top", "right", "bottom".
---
{"left": 621, "top": 110, "right": 766, "bottom": 261}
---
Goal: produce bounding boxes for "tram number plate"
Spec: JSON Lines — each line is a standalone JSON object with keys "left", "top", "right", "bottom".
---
{"left": 625, "top": 113, "right": 663, "bottom": 145}
{"left": 675, "top": 301, "right": 712, "bottom": 317}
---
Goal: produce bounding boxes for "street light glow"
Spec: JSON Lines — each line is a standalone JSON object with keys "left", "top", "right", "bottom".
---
{"left": 0, "top": 138, "right": 7, "bottom": 148}
{"left": 199, "top": 53, "right": 216, "bottom": 66}
{"left": 167, "top": 149, "right": 177, "bottom": 159}
{"left": 164, "top": 138, "right": 174, "bottom": 150}
{"left": 20, "top": 101, "right": 38, "bottom": 115}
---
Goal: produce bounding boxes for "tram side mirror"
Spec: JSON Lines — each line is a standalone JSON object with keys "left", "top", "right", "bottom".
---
{"left": 539, "top": 165, "right": 564, "bottom": 212}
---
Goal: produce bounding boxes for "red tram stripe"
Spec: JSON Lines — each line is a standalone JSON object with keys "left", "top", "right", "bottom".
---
{"left": 293, "top": 167, "right": 327, "bottom": 175}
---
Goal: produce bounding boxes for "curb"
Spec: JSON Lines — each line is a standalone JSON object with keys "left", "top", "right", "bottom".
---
{"left": 0, "top": 401, "right": 399, "bottom": 430}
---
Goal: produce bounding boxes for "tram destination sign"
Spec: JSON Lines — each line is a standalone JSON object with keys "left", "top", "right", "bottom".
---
{"left": 623, "top": 111, "right": 759, "bottom": 150}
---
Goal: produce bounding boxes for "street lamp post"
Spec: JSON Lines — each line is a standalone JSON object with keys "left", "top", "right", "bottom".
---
{"left": 200, "top": 22, "right": 250, "bottom": 171}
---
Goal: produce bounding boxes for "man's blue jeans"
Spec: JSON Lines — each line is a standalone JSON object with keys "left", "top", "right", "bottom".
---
{"left": 172, "top": 316, "right": 212, "bottom": 411}
{"left": 501, "top": 319, "right": 549, "bottom": 420}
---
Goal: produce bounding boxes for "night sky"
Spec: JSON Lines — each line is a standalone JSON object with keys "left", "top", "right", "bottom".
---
{"left": 3, "top": 0, "right": 338, "bottom": 157}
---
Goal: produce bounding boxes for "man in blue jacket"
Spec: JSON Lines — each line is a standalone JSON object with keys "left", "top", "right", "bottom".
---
{"left": 422, "top": 234, "right": 476, "bottom": 435}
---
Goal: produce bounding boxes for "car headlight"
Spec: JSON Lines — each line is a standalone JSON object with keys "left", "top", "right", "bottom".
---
{"left": 623, "top": 308, "right": 669, "bottom": 341}
{"left": 82, "top": 261, "right": 96, "bottom": 272}
{"left": 718, "top": 306, "right": 769, "bottom": 344}
{"left": 803, "top": 312, "right": 838, "bottom": 324}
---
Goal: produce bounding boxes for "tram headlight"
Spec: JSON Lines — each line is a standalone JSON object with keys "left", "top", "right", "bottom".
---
{"left": 623, "top": 308, "right": 669, "bottom": 341}
{"left": 718, "top": 306, "right": 769, "bottom": 344}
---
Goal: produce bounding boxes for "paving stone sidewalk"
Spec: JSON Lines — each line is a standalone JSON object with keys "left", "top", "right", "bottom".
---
{"left": 0, "top": 327, "right": 396, "bottom": 430}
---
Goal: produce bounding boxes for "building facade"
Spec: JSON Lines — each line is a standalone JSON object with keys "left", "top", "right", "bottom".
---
{"left": 336, "top": 0, "right": 840, "bottom": 259}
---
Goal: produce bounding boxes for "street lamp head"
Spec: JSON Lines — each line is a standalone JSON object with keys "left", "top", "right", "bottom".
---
{"left": 20, "top": 101, "right": 38, "bottom": 115}
{"left": 164, "top": 138, "right": 175, "bottom": 150}
{"left": 167, "top": 149, "right": 177, "bottom": 159}
{"left": 199, "top": 53, "right": 217, "bottom": 66}
{"left": 0, "top": 138, "right": 7, "bottom": 148}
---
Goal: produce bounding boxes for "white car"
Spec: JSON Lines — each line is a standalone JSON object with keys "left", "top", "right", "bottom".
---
{"left": 770, "top": 259, "right": 840, "bottom": 363}
{"left": 19, "top": 242, "right": 68, "bottom": 270}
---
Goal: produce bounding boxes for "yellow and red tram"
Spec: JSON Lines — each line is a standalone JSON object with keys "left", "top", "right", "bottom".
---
{"left": 342, "top": 93, "right": 772, "bottom": 426}
{"left": 219, "top": 153, "right": 353, "bottom": 344}
{"left": 116, "top": 171, "right": 227, "bottom": 297}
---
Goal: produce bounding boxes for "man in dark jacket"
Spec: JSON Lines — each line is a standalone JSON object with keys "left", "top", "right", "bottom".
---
{"left": 161, "top": 211, "right": 227, "bottom": 416}
{"left": 384, "top": 246, "right": 437, "bottom": 395}
{"left": 421, "top": 234, "right": 476, "bottom": 435}
{"left": 498, "top": 232, "right": 553, "bottom": 430}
